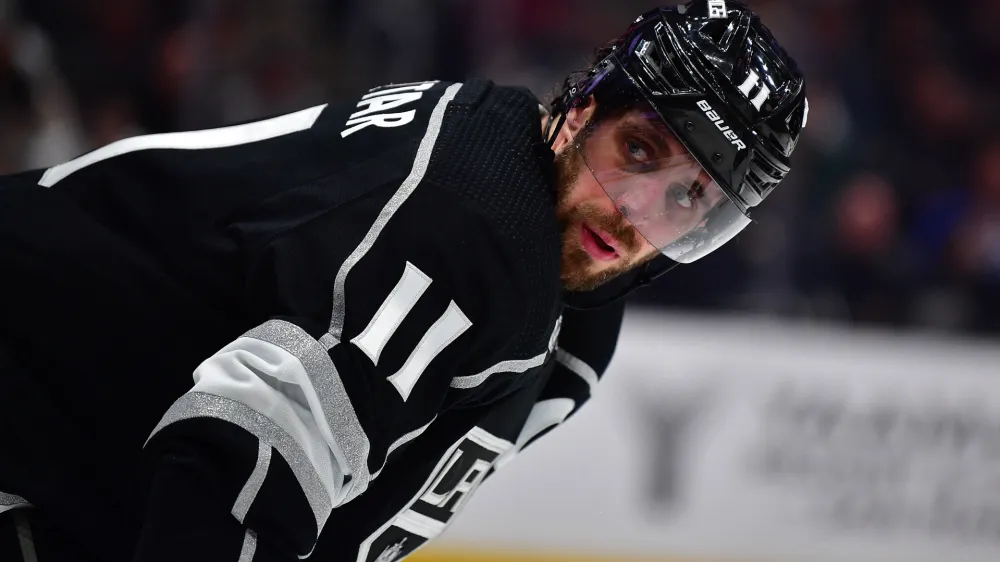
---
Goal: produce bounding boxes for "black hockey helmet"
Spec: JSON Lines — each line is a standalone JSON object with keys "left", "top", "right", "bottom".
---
{"left": 556, "top": 0, "right": 808, "bottom": 309}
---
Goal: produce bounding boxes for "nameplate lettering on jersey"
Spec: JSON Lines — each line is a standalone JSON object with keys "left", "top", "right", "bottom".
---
{"left": 357, "top": 427, "right": 513, "bottom": 562}
{"left": 341, "top": 81, "right": 439, "bottom": 138}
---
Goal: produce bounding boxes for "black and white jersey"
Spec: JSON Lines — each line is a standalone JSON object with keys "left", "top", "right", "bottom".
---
{"left": 0, "top": 79, "right": 623, "bottom": 562}
{"left": 308, "top": 301, "right": 624, "bottom": 562}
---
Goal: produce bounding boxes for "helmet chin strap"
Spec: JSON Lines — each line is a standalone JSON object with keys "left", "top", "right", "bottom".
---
{"left": 544, "top": 111, "right": 567, "bottom": 150}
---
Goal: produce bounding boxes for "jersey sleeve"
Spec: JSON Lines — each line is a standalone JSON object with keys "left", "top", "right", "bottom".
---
{"left": 497, "top": 299, "right": 625, "bottom": 469}
{"left": 138, "top": 180, "right": 529, "bottom": 561}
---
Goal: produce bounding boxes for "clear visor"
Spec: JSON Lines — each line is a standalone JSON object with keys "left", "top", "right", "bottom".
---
{"left": 577, "top": 109, "right": 752, "bottom": 264}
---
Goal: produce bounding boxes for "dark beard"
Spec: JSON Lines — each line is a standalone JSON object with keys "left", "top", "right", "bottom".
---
{"left": 553, "top": 145, "right": 646, "bottom": 292}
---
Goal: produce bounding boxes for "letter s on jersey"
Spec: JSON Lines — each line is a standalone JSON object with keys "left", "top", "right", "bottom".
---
{"left": 341, "top": 81, "right": 438, "bottom": 138}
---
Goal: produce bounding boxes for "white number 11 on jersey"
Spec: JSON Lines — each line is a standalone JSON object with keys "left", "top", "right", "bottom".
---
{"left": 351, "top": 262, "right": 472, "bottom": 401}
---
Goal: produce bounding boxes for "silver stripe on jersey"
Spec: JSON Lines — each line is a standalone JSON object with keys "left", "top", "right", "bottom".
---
{"left": 386, "top": 416, "right": 435, "bottom": 459}
{"left": 372, "top": 416, "right": 437, "bottom": 481}
{"left": 450, "top": 352, "right": 548, "bottom": 389}
{"left": 148, "top": 392, "right": 333, "bottom": 534}
{"left": 239, "top": 530, "right": 258, "bottom": 562}
{"left": 232, "top": 440, "right": 272, "bottom": 524}
{"left": 0, "top": 492, "right": 29, "bottom": 514}
{"left": 554, "top": 348, "right": 599, "bottom": 395}
{"left": 318, "top": 333, "right": 338, "bottom": 349}
{"left": 327, "top": 82, "right": 465, "bottom": 343}
{"left": 243, "top": 320, "right": 371, "bottom": 504}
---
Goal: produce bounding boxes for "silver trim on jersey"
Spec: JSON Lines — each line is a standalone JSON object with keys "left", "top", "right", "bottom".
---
{"left": 554, "top": 348, "right": 599, "bottom": 395}
{"left": 243, "top": 320, "right": 372, "bottom": 504}
{"left": 327, "top": 82, "right": 465, "bottom": 343}
{"left": 450, "top": 352, "right": 549, "bottom": 389}
{"left": 372, "top": 416, "right": 437, "bottom": 481}
{"left": 239, "top": 530, "right": 258, "bottom": 562}
{"left": 232, "top": 440, "right": 272, "bottom": 524}
{"left": 386, "top": 416, "right": 435, "bottom": 459}
{"left": 148, "top": 392, "right": 333, "bottom": 533}
{"left": 0, "top": 492, "right": 29, "bottom": 514}
{"left": 318, "top": 333, "right": 339, "bottom": 349}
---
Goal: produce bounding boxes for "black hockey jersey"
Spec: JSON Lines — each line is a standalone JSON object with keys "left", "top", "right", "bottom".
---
{"left": 0, "top": 79, "right": 624, "bottom": 562}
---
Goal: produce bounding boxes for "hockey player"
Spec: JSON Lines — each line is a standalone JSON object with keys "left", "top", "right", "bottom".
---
{"left": 0, "top": 2, "right": 806, "bottom": 561}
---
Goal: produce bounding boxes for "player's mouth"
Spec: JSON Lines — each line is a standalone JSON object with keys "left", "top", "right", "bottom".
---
{"left": 580, "top": 223, "right": 620, "bottom": 262}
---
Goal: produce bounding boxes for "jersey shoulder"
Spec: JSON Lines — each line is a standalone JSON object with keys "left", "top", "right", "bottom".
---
{"left": 425, "top": 81, "right": 565, "bottom": 362}
{"left": 425, "top": 81, "right": 559, "bottom": 250}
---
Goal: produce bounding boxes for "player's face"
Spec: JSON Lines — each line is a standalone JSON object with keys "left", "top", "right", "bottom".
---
{"left": 553, "top": 136, "right": 657, "bottom": 292}
{"left": 551, "top": 101, "right": 723, "bottom": 292}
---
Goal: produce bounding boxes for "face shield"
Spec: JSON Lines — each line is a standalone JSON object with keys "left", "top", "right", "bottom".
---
{"left": 575, "top": 105, "right": 752, "bottom": 264}
{"left": 577, "top": 46, "right": 759, "bottom": 263}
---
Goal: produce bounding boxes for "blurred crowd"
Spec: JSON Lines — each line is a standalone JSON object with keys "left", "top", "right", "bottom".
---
{"left": 1, "top": 0, "right": 999, "bottom": 336}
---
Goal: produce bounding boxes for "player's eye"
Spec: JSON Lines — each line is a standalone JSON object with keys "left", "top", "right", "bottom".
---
{"left": 624, "top": 137, "right": 656, "bottom": 171}
{"left": 669, "top": 184, "right": 692, "bottom": 209}
{"left": 668, "top": 181, "right": 705, "bottom": 210}
{"left": 627, "top": 139, "right": 649, "bottom": 161}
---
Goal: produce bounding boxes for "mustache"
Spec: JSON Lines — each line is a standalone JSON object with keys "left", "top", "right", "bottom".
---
{"left": 554, "top": 145, "right": 644, "bottom": 256}
{"left": 578, "top": 204, "right": 644, "bottom": 255}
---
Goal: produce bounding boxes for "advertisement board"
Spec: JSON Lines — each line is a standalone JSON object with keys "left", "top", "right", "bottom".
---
{"left": 427, "top": 310, "right": 1000, "bottom": 562}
